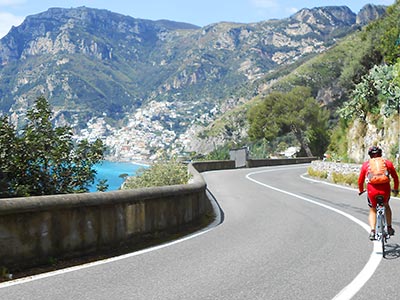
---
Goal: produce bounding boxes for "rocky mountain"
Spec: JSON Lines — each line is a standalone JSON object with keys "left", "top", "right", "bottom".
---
{"left": 356, "top": 3, "right": 387, "bottom": 25}
{"left": 0, "top": 5, "right": 386, "bottom": 160}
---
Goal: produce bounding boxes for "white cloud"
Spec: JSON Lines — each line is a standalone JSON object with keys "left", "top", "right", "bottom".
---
{"left": 286, "top": 7, "right": 298, "bottom": 15}
{"left": 0, "top": 12, "right": 24, "bottom": 38}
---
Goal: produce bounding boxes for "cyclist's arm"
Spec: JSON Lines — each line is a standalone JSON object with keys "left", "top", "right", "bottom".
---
{"left": 387, "top": 160, "right": 399, "bottom": 190}
{"left": 358, "top": 163, "right": 368, "bottom": 193}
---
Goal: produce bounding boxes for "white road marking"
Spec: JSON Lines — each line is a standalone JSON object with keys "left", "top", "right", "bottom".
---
{"left": 246, "top": 168, "right": 382, "bottom": 300}
{"left": 0, "top": 164, "right": 382, "bottom": 299}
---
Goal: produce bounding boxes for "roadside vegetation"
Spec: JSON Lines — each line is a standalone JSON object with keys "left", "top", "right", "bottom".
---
{"left": 331, "top": 172, "right": 359, "bottom": 187}
{"left": 247, "top": 86, "right": 330, "bottom": 157}
{"left": 0, "top": 96, "right": 107, "bottom": 197}
{"left": 331, "top": 1, "right": 400, "bottom": 162}
{"left": 307, "top": 167, "right": 328, "bottom": 180}
{"left": 122, "top": 160, "right": 192, "bottom": 189}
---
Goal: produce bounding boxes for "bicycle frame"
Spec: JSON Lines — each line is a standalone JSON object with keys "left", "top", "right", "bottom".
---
{"left": 375, "top": 197, "right": 389, "bottom": 258}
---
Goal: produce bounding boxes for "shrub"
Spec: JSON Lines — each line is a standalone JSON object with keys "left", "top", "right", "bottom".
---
{"left": 122, "top": 160, "right": 192, "bottom": 189}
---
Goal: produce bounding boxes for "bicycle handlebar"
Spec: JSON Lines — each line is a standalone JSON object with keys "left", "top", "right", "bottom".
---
{"left": 359, "top": 190, "right": 366, "bottom": 196}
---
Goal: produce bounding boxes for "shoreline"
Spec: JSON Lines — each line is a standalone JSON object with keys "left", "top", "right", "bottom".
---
{"left": 103, "top": 157, "right": 151, "bottom": 167}
{"left": 130, "top": 161, "right": 150, "bottom": 167}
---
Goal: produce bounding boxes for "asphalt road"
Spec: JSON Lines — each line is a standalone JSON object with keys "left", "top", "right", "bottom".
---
{"left": 1, "top": 164, "right": 400, "bottom": 299}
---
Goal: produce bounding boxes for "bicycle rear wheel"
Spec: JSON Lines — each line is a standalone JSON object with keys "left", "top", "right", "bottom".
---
{"left": 375, "top": 204, "right": 388, "bottom": 258}
{"left": 378, "top": 216, "right": 386, "bottom": 257}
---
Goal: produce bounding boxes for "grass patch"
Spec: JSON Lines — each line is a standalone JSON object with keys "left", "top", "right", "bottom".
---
{"left": 307, "top": 167, "right": 328, "bottom": 179}
{"left": 331, "top": 172, "right": 358, "bottom": 187}
{"left": 308, "top": 166, "right": 358, "bottom": 187}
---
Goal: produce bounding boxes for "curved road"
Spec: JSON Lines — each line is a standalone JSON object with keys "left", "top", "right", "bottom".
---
{"left": 1, "top": 164, "right": 400, "bottom": 299}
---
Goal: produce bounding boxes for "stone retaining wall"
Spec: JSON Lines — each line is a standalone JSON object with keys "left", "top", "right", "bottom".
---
{"left": 310, "top": 160, "right": 361, "bottom": 181}
{"left": 247, "top": 157, "right": 318, "bottom": 168}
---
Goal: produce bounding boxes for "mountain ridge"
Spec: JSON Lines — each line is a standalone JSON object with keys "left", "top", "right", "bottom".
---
{"left": 0, "top": 4, "right": 386, "bottom": 160}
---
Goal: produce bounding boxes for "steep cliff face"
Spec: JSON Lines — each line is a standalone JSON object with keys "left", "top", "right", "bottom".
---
{"left": 1, "top": 7, "right": 201, "bottom": 61}
{"left": 347, "top": 115, "right": 400, "bottom": 162}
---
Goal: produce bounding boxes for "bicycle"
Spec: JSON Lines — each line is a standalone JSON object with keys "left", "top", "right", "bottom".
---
{"left": 359, "top": 191, "right": 390, "bottom": 257}
{"left": 373, "top": 195, "right": 390, "bottom": 257}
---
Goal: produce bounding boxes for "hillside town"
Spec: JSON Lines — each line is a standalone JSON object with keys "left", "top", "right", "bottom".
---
{"left": 75, "top": 100, "right": 219, "bottom": 162}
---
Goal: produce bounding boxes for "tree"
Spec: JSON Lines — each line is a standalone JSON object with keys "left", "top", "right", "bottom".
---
{"left": 0, "top": 96, "right": 107, "bottom": 197}
{"left": 247, "top": 86, "right": 330, "bottom": 157}
{"left": 96, "top": 179, "right": 109, "bottom": 192}
{"left": 0, "top": 116, "right": 18, "bottom": 195}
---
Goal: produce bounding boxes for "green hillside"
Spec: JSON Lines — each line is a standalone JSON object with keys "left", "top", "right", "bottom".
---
{"left": 199, "top": 0, "right": 400, "bottom": 161}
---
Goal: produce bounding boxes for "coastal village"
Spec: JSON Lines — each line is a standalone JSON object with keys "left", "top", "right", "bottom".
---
{"left": 75, "top": 100, "right": 219, "bottom": 162}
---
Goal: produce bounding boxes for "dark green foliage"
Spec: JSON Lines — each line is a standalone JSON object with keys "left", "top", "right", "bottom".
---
{"left": 327, "top": 119, "right": 350, "bottom": 161}
{"left": 0, "top": 96, "right": 106, "bottom": 197}
{"left": 0, "top": 116, "right": 17, "bottom": 194}
{"left": 96, "top": 179, "right": 109, "bottom": 192}
{"left": 247, "top": 86, "right": 330, "bottom": 157}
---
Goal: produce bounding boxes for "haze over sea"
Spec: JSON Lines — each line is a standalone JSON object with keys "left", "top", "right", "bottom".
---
{"left": 90, "top": 161, "right": 146, "bottom": 192}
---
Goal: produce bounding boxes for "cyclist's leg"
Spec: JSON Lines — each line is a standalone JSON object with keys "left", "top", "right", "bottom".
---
{"left": 385, "top": 203, "right": 392, "bottom": 226}
{"left": 385, "top": 198, "right": 394, "bottom": 235}
{"left": 367, "top": 196, "right": 377, "bottom": 239}
{"left": 369, "top": 207, "right": 377, "bottom": 231}
{"left": 367, "top": 195, "right": 377, "bottom": 228}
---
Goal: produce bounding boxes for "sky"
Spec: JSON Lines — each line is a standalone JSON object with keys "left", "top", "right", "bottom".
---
{"left": 0, "top": 0, "right": 396, "bottom": 38}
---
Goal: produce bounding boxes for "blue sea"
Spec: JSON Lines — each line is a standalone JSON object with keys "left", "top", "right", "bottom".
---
{"left": 90, "top": 161, "right": 147, "bottom": 192}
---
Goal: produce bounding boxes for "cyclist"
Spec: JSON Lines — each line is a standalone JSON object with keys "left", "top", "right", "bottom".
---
{"left": 358, "top": 146, "right": 399, "bottom": 240}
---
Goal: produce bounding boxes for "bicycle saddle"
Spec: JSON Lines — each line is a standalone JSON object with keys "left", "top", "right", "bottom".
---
{"left": 375, "top": 195, "right": 385, "bottom": 205}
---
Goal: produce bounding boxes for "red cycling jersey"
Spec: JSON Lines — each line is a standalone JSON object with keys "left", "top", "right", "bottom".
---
{"left": 358, "top": 159, "right": 399, "bottom": 207}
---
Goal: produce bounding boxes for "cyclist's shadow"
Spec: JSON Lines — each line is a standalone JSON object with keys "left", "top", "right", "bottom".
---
{"left": 383, "top": 243, "right": 400, "bottom": 259}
